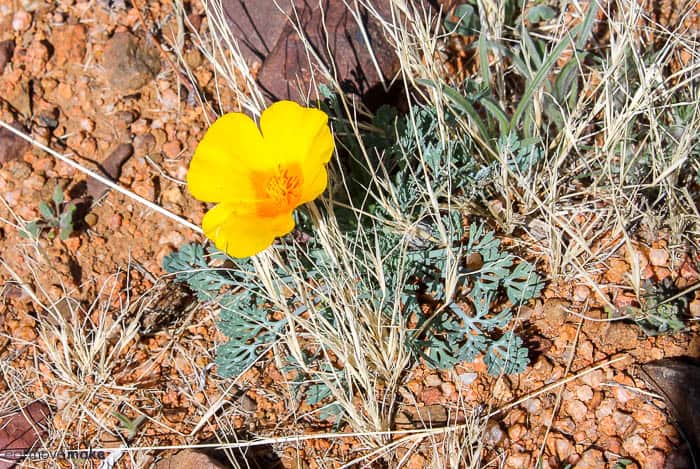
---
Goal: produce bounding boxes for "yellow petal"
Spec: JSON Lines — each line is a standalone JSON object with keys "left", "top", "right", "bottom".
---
{"left": 202, "top": 202, "right": 295, "bottom": 258}
{"left": 299, "top": 165, "right": 328, "bottom": 203}
{"left": 260, "top": 101, "right": 334, "bottom": 166}
{"left": 187, "top": 112, "right": 269, "bottom": 203}
{"left": 260, "top": 101, "right": 334, "bottom": 204}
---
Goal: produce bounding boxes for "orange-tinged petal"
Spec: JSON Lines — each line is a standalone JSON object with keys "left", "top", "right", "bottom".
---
{"left": 187, "top": 112, "right": 268, "bottom": 203}
{"left": 260, "top": 101, "right": 334, "bottom": 203}
{"left": 299, "top": 165, "right": 328, "bottom": 203}
{"left": 202, "top": 202, "right": 295, "bottom": 258}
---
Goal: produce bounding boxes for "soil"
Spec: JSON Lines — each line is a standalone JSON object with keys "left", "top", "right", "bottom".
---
{"left": 0, "top": 1, "right": 699, "bottom": 468}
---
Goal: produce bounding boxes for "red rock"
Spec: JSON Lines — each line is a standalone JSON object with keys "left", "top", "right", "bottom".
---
{"left": 52, "top": 24, "right": 87, "bottom": 66}
{"left": 573, "top": 285, "right": 590, "bottom": 302}
{"left": 542, "top": 298, "right": 570, "bottom": 328}
{"left": 581, "top": 369, "right": 604, "bottom": 388}
{"left": 423, "top": 373, "right": 442, "bottom": 387}
{"left": 505, "top": 452, "right": 531, "bottom": 468}
{"left": 614, "top": 292, "right": 638, "bottom": 309}
{"left": 63, "top": 236, "right": 81, "bottom": 253}
{"left": 521, "top": 398, "right": 541, "bottom": 414}
{"left": 605, "top": 259, "right": 628, "bottom": 283}
{"left": 641, "top": 449, "right": 666, "bottom": 469}
{"left": 550, "top": 434, "right": 575, "bottom": 461}
{"left": 690, "top": 299, "right": 700, "bottom": 318}
{"left": 483, "top": 419, "right": 505, "bottom": 446}
{"left": 622, "top": 434, "right": 646, "bottom": 457}
{"left": 565, "top": 399, "right": 588, "bottom": 423}
{"left": 439, "top": 382, "right": 455, "bottom": 399}
{"left": 654, "top": 266, "right": 671, "bottom": 281}
{"left": 493, "top": 376, "right": 513, "bottom": 401}
{"left": 600, "top": 321, "right": 639, "bottom": 351}
{"left": 406, "top": 452, "right": 427, "bottom": 469}
{"left": 599, "top": 435, "right": 623, "bottom": 453}
{"left": 578, "top": 340, "right": 594, "bottom": 363}
{"left": 598, "top": 415, "right": 617, "bottom": 436}
{"left": 507, "top": 423, "right": 527, "bottom": 442}
{"left": 648, "top": 248, "right": 669, "bottom": 267}
{"left": 632, "top": 403, "right": 665, "bottom": 427}
{"left": 421, "top": 386, "right": 443, "bottom": 405}
{"left": 575, "top": 384, "right": 593, "bottom": 402}
{"left": 680, "top": 260, "right": 699, "bottom": 280}
{"left": 162, "top": 140, "right": 182, "bottom": 159}
{"left": 647, "top": 431, "right": 672, "bottom": 452}
{"left": 614, "top": 410, "right": 636, "bottom": 435}
{"left": 612, "top": 385, "right": 634, "bottom": 404}
{"left": 574, "top": 449, "right": 605, "bottom": 468}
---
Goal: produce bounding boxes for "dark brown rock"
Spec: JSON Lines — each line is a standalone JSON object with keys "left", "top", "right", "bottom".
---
{"left": 154, "top": 450, "right": 229, "bottom": 469}
{"left": 259, "top": 0, "right": 399, "bottom": 102}
{"left": 102, "top": 32, "right": 161, "bottom": 94}
{"left": 86, "top": 143, "right": 133, "bottom": 201}
{"left": 0, "top": 401, "right": 50, "bottom": 469}
{"left": 0, "top": 121, "right": 30, "bottom": 165}
{"left": 639, "top": 357, "right": 700, "bottom": 462}
{"left": 222, "top": 0, "right": 442, "bottom": 104}
{"left": 0, "top": 40, "right": 14, "bottom": 73}
{"left": 221, "top": 0, "right": 295, "bottom": 63}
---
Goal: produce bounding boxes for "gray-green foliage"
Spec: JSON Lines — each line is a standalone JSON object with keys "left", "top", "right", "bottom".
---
{"left": 410, "top": 222, "right": 541, "bottom": 374}
{"left": 22, "top": 185, "right": 76, "bottom": 240}
{"left": 163, "top": 89, "right": 545, "bottom": 419}
{"left": 630, "top": 278, "right": 688, "bottom": 335}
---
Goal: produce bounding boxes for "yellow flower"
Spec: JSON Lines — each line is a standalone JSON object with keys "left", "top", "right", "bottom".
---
{"left": 187, "top": 101, "right": 334, "bottom": 258}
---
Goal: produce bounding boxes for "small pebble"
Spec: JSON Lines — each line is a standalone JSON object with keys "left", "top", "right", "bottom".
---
{"left": 648, "top": 248, "right": 669, "bottom": 267}
{"left": 162, "top": 140, "right": 182, "bottom": 159}
{"left": 458, "top": 372, "right": 477, "bottom": 386}
{"left": 423, "top": 373, "right": 442, "bottom": 387}
{"left": 84, "top": 213, "right": 98, "bottom": 227}
{"left": 565, "top": 399, "right": 587, "bottom": 422}
{"left": 483, "top": 420, "right": 505, "bottom": 446}
{"left": 573, "top": 285, "right": 590, "bottom": 302}
{"left": 575, "top": 384, "right": 594, "bottom": 402}
{"left": 12, "top": 10, "right": 32, "bottom": 32}
{"left": 80, "top": 118, "right": 95, "bottom": 132}
{"left": 690, "top": 299, "right": 700, "bottom": 318}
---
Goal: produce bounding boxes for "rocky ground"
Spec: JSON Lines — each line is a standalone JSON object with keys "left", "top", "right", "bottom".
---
{"left": 0, "top": 0, "right": 699, "bottom": 468}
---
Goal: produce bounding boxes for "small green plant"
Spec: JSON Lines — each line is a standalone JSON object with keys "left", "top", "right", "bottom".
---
{"left": 22, "top": 185, "right": 76, "bottom": 240}
{"left": 112, "top": 411, "right": 146, "bottom": 440}
{"left": 612, "top": 458, "right": 634, "bottom": 469}
{"left": 630, "top": 278, "right": 689, "bottom": 335}
{"left": 443, "top": 2, "right": 480, "bottom": 36}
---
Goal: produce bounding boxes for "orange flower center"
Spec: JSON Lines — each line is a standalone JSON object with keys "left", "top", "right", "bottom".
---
{"left": 252, "top": 163, "right": 303, "bottom": 217}
{"left": 265, "top": 166, "right": 301, "bottom": 205}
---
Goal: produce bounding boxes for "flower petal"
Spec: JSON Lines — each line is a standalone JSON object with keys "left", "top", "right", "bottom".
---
{"left": 260, "top": 101, "right": 334, "bottom": 166}
{"left": 299, "top": 165, "right": 328, "bottom": 203}
{"left": 260, "top": 101, "right": 334, "bottom": 204}
{"left": 187, "top": 112, "right": 270, "bottom": 203}
{"left": 202, "top": 202, "right": 295, "bottom": 258}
